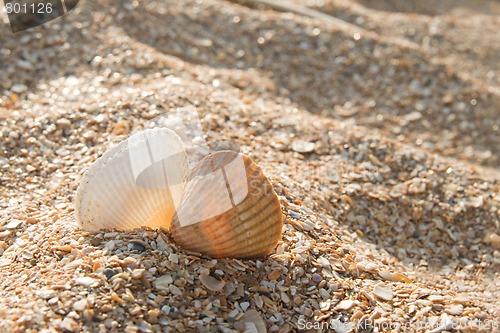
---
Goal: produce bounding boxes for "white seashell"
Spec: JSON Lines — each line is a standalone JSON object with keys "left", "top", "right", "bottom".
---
{"left": 291, "top": 140, "right": 315, "bottom": 153}
{"left": 336, "top": 299, "right": 354, "bottom": 310}
{"left": 75, "top": 128, "right": 188, "bottom": 230}
{"left": 154, "top": 275, "right": 174, "bottom": 290}
{"left": 486, "top": 233, "right": 500, "bottom": 248}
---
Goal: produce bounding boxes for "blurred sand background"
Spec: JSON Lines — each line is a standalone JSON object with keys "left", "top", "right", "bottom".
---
{"left": 0, "top": 0, "right": 499, "bottom": 332}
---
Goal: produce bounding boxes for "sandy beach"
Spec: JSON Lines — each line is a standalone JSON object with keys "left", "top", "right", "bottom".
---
{"left": 0, "top": 0, "right": 499, "bottom": 332}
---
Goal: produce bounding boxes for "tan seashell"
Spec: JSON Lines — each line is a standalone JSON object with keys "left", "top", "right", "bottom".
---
{"left": 75, "top": 128, "right": 188, "bottom": 230}
{"left": 170, "top": 151, "right": 283, "bottom": 259}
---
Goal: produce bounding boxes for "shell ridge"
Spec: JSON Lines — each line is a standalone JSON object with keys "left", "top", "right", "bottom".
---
{"left": 208, "top": 211, "right": 282, "bottom": 254}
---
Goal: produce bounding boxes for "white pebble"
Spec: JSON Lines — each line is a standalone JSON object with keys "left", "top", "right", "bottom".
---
{"left": 168, "top": 253, "right": 179, "bottom": 264}
{"left": 73, "top": 299, "right": 89, "bottom": 311}
{"left": 156, "top": 235, "right": 169, "bottom": 251}
{"left": 11, "top": 84, "right": 27, "bottom": 93}
{"left": 154, "top": 275, "right": 173, "bottom": 290}
{"left": 292, "top": 140, "right": 315, "bottom": 153}
{"left": 336, "top": 299, "right": 354, "bottom": 310}
{"left": 373, "top": 284, "right": 393, "bottom": 301}
{"left": 75, "top": 276, "right": 97, "bottom": 287}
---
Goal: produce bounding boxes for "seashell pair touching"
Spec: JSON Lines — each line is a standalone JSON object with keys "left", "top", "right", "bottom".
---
{"left": 75, "top": 127, "right": 283, "bottom": 259}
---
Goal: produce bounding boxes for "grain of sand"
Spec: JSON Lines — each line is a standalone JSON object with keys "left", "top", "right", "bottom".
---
{"left": 0, "top": 0, "right": 499, "bottom": 332}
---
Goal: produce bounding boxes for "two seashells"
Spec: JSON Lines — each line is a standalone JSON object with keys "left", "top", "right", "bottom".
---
{"left": 75, "top": 128, "right": 283, "bottom": 259}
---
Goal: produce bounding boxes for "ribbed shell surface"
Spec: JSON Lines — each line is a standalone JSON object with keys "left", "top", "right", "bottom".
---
{"left": 170, "top": 151, "right": 283, "bottom": 259}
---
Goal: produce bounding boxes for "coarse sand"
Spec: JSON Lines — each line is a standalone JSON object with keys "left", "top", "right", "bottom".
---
{"left": 0, "top": 0, "right": 499, "bottom": 332}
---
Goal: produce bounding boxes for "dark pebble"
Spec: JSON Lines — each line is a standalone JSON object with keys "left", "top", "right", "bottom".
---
{"left": 130, "top": 243, "right": 146, "bottom": 252}
{"left": 104, "top": 268, "right": 116, "bottom": 280}
{"left": 168, "top": 308, "right": 179, "bottom": 319}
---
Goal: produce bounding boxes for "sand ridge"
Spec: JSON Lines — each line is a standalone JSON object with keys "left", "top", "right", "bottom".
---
{"left": 0, "top": 0, "right": 499, "bottom": 332}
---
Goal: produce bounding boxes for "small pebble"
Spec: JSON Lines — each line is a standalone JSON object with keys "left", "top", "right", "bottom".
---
{"left": 101, "top": 304, "right": 113, "bottom": 313}
{"left": 154, "top": 275, "right": 174, "bottom": 290}
{"left": 312, "top": 273, "right": 322, "bottom": 283}
{"left": 379, "top": 270, "right": 412, "bottom": 283}
{"left": 25, "top": 217, "right": 39, "bottom": 224}
{"left": 147, "top": 309, "right": 160, "bottom": 324}
{"left": 104, "top": 268, "right": 116, "bottom": 280}
{"left": 240, "top": 301, "right": 250, "bottom": 311}
{"left": 239, "top": 309, "right": 266, "bottom": 333}
{"left": 90, "top": 236, "right": 102, "bottom": 246}
{"left": 56, "top": 118, "right": 72, "bottom": 129}
{"left": 6, "top": 219, "right": 23, "bottom": 229}
{"left": 268, "top": 268, "right": 281, "bottom": 281}
{"left": 73, "top": 299, "right": 89, "bottom": 311}
{"left": 445, "top": 304, "right": 464, "bottom": 315}
{"left": 292, "top": 140, "right": 315, "bottom": 153}
{"left": 156, "top": 235, "right": 169, "bottom": 251}
{"left": 169, "top": 285, "right": 183, "bottom": 296}
{"left": 487, "top": 233, "right": 500, "bottom": 248}
{"left": 288, "top": 210, "right": 302, "bottom": 220}
{"left": 168, "top": 253, "right": 179, "bottom": 264}
{"left": 336, "top": 299, "right": 354, "bottom": 311}
{"left": 75, "top": 277, "right": 97, "bottom": 287}
{"left": 131, "top": 269, "right": 146, "bottom": 279}
{"left": 37, "top": 289, "right": 57, "bottom": 300}
{"left": 11, "top": 84, "right": 27, "bottom": 93}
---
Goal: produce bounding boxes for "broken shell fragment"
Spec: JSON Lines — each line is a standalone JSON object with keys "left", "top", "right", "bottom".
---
{"left": 170, "top": 151, "right": 284, "bottom": 259}
{"left": 199, "top": 273, "right": 225, "bottom": 292}
{"left": 373, "top": 284, "right": 394, "bottom": 301}
{"left": 75, "top": 129, "right": 283, "bottom": 259}
{"left": 75, "top": 128, "right": 188, "bottom": 230}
